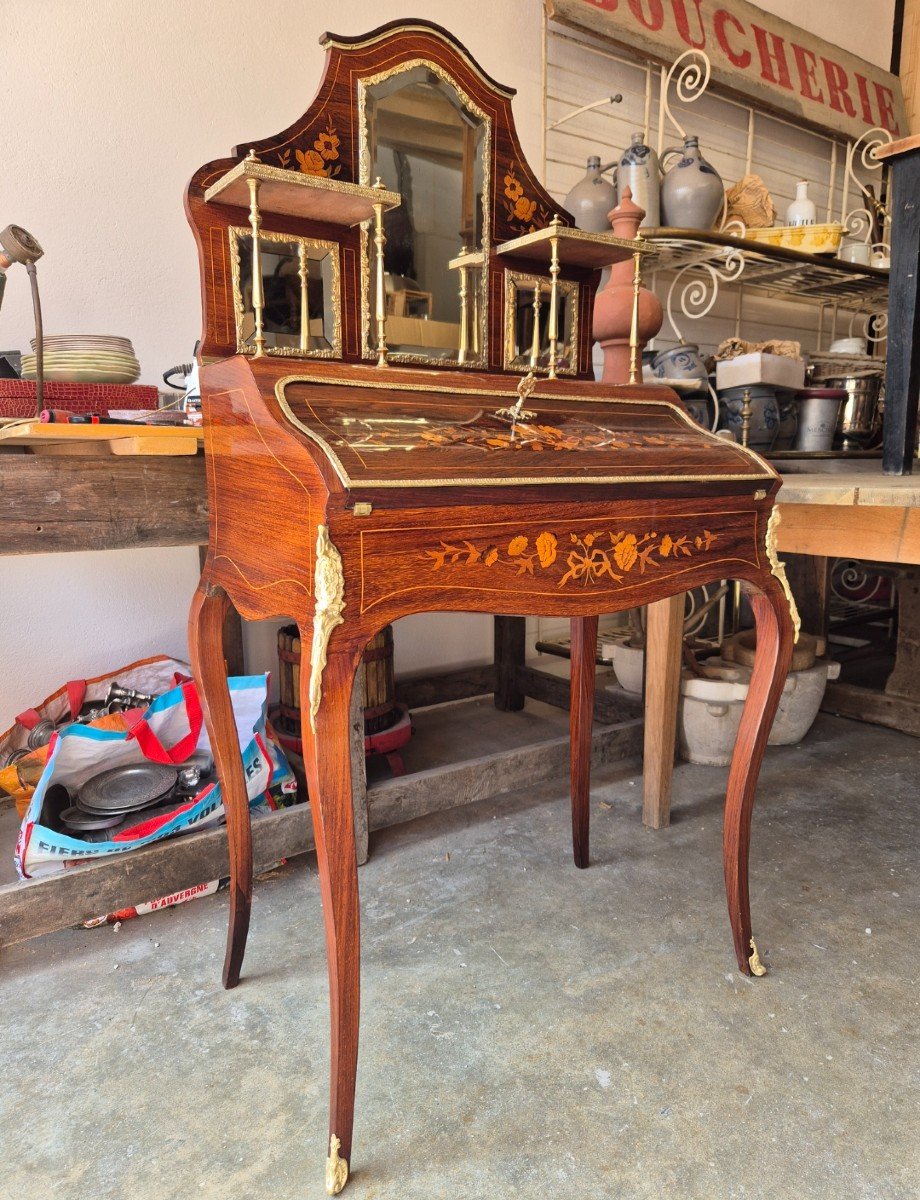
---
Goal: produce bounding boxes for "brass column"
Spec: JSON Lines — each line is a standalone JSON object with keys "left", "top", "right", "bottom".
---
{"left": 372, "top": 178, "right": 388, "bottom": 368}
{"left": 547, "top": 214, "right": 562, "bottom": 379}
{"left": 245, "top": 150, "right": 266, "bottom": 358}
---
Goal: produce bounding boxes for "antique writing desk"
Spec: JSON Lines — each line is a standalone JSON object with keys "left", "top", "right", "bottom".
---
{"left": 185, "top": 21, "right": 795, "bottom": 1193}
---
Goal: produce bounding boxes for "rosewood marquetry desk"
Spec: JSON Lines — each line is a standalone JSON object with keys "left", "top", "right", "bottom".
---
{"left": 185, "top": 21, "right": 796, "bottom": 1193}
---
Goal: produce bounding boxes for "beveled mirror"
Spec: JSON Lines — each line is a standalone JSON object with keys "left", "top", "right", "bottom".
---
{"left": 230, "top": 229, "right": 341, "bottom": 357}
{"left": 504, "top": 271, "right": 578, "bottom": 375}
{"left": 359, "top": 62, "right": 490, "bottom": 366}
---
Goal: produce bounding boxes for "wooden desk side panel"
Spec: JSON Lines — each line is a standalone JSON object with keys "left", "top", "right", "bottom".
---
{"left": 200, "top": 359, "right": 333, "bottom": 622}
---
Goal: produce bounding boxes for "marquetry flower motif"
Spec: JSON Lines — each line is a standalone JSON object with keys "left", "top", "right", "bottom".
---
{"left": 503, "top": 160, "right": 549, "bottom": 233}
{"left": 296, "top": 148, "right": 327, "bottom": 175}
{"left": 536, "top": 531, "right": 557, "bottom": 568}
{"left": 423, "top": 527, "right": 716, "bottom": 589}
{"left": 315, "top": 127, "right": 340, "bottom": 161}
{"left": 513, "top": 196, "right": 537, "bottom": 223}
{"left": 292, "top": 120, "right": 343, "bottom": 178}
{"left": 504, "top": 171, "right": 524, "bottom": 202}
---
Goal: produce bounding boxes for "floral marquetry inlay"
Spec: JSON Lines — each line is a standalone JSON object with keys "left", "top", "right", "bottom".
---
{"left": 423, "top": 527, "right": 717, "bottom": 588}
{"left": 503, "top": 161, "right": 550, "bottom": 234}
{"left": 275, "top": 120, "right": 344, "bottom": 179}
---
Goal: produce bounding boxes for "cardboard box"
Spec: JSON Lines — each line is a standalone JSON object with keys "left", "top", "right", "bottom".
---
{"left": 715, "top": 353, "right": 805, "bottom": 392}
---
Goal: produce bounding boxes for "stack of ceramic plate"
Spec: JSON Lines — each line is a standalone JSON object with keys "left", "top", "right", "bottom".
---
{"left": 22, "top": 334, "right": 140, "bottom": 384}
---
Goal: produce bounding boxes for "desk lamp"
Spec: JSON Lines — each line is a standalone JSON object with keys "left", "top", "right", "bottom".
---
{"left": 0, "top": 225, "right": 44, "bottom": 416}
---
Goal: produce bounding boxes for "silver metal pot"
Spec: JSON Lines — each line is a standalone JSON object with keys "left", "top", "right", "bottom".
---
{"left": 822, "top": 374, "right": 883, "bottom": 449}
{"left": 794, "top": 389, "right": 845, "bottom": 452}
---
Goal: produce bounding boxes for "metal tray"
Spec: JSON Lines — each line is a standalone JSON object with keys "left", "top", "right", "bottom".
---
{"left": 77, "top": 763, "right": 178, "bottom": 814}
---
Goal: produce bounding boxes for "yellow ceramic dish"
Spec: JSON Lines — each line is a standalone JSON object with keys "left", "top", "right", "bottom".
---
{"left": 743, "top": 222, "right": 844, "bottom": 256}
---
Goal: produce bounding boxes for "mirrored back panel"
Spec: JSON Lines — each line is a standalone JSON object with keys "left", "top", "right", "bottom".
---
{"left": 504, "top": 272, "right": 579, "bottom": 375}
{"left": 230, "top": 229, "right": 341, "bottom": 358}
{"left": 360, "top": 61, "right": 491, "bottom": 367}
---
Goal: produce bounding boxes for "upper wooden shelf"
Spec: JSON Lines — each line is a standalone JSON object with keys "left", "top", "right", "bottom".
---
{"left": 639, "top": 228, "right": 889, "bottom": 311}
{"left": 496, "top": 225, "right": 653, "bottom": 268}
{"left": 204, "top": 159, "right": 401, "bottom": 227}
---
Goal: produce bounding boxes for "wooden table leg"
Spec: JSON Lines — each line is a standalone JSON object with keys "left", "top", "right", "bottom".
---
{"left": 723, "top": 581, "right": 793, "bottom": 975}
{"left": 188, "top": 580, "right": 253, "bottom": 989}
{"left": 300, "top": 646, "right": 364, "bottom": 1195}
{"left": 494, "top": 615, "right": 526, "bottom": 711}
{"left": 642, "top": 593, "right": 684, "bottom": 830}
{"left": 570, "top": 615, "right": 598, "bottom": 869}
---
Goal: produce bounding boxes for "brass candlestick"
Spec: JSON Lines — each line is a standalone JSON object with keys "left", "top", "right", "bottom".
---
{"left": 529, "top": 281, "right": 542, "bottom": 368}
{"left": 372, "top": 178, "right": 388, "bottom": 368}
{"left": 628, "top": 247, "right": 642, "bottom": 385}
{"left": 298, "top": 241, "right": 310, "bottom": 352}
{"left": 457, "top": 243, "right": 469, "bottom": 365}
{"left": 740, "top": 387, "right": 752, "bottom": 448}
{"left": 245, "top": 150, "right": 266, "bottom": 357}
{"left": 547, "top": 214, "right": 562, "bottom": 379}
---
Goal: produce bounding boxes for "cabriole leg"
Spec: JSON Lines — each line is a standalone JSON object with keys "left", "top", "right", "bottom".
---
{"left": 723, "top": 580, "right": 794, "bottom": 975}
{"left": 570, "top": 615, "right": 598, "bottom": 868}
{"left": 299, "top": 644, "right": 363, "bottom": 1195}
{"left": 188, "top": 581, "right": 253, "bottom": 989}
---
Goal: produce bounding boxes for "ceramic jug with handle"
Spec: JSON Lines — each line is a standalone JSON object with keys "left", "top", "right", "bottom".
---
{"left": 660, "top": 135, "right": 724, "bottom": 231}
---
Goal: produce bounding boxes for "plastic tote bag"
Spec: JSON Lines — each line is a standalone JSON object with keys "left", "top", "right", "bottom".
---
{"left": 16, "top": 673, "right": 294, "bottom": 879}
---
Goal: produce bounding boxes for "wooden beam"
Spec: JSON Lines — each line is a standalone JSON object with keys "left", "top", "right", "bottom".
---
{"left": 494, "top": 616, "right": 526, "bottom": 711}
{"left": 367, "top": 717, "right": 643, "bottom": 831}
{"left": 898, "top": 0, "right": 920, "bottom": 135}
{"left": 0, "top": 804, "right": 313, "bottom": 948}
{"left": 0, "top": 453, "right": 208, "bottom": 554}
{"left": 642, "top": 593, "right": 685, "bottom": 830}
{"left": 395, "top": 663, "right": 495, "bottom": 709}
{"left": 822, "top": 680, "right": 920, "bottom": 737}
{"left": 784, "top": 554, "right": 830, "bottom": 641}
{"left": 516, "top": 664, "right": 642, "bottom": 724}
{"left": 882, "top": 145, "right": 920, "bottom": 474}
{"left": 776, "top": 503, "right": 920, "bottom": 563}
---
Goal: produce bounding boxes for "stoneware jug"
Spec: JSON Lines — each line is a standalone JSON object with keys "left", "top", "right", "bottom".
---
{"left": 660, "top": 135, "right": 724, "bottom": 230}
{"left": 616, "top": 132, "right": 660, "bottom": 228}
{"left": 563, "top": 156, "right": 617, "bottom": 233}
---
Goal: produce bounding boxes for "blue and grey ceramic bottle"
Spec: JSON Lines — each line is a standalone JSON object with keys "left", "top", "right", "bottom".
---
{"left": 660, "top": 136, "right": 724, "bottom": 230}
{"left": 617, "top": 132, "right": 660, "bottom": 228}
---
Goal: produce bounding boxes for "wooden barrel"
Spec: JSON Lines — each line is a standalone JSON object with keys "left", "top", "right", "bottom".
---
{"left": 362, "top": 625, "right": 398, "bottom": 734}
{"left": 276, "top": 623, "right": 397, "bottom": 736}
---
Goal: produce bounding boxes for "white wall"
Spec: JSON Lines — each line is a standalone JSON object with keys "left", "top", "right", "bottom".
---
{"left": 0, "top": 0, "right": 894, "bottom": 722}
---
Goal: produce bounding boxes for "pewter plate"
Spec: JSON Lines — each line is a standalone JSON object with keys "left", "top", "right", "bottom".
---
{"left": 77, "top": 764, "right": 178, "bottom": 814}
{"left": 61, "top": 806, "right": 123, "bottom": 832}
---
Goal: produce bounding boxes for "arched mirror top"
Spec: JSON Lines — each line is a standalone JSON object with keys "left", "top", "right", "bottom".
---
{"left": 186, "top": 20, "right": 576, "bottom": 370}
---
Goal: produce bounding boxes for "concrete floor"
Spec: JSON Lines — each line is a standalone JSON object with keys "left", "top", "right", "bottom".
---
{"left": 2, "top": 713, "right": 917, "bottom": 1199}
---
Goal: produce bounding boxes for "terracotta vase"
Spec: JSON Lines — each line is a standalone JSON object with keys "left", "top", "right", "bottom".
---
{"left": 592, "top": 186, "right": 663, "bottom": 384}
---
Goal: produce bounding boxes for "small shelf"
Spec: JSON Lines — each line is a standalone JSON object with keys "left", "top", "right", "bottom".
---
{"left": 640, "top": 228, "right": 889, "bottom": 312}
{"left": 204, "top": 159, "right": 401, "bottom": 227}
{"left": 496, "top": 225, "right": 652, "bottom": 268}
{"left": 447, "top": 248, "right": 486, "bottom": 270}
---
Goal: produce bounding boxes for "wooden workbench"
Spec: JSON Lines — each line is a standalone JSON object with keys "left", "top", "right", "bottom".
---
{"left": 776, "top": 470, "right": 920, "bottom": 736}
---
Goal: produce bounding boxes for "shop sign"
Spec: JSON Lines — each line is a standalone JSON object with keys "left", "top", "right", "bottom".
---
{"left": 547, "top": 0, "right": 907, "bottom": 141}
